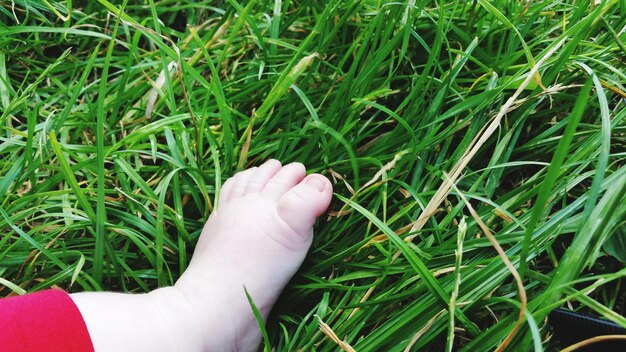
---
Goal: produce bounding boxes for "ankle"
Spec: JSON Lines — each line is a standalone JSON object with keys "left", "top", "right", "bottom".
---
{"left": 147, "top": 286, "right": 207, "bottom": 351}
{"left": 174, "top": 275, "right": 265, "bottom": 351}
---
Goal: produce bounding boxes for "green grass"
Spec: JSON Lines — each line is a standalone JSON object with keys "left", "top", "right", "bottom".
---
{"left": 1, "top": 0, "right": 625, "bottom": 350}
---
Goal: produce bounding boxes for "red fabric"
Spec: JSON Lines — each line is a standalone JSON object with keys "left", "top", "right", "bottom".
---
{"left": 0, "top": 289, "right": 94, "bottom": 352}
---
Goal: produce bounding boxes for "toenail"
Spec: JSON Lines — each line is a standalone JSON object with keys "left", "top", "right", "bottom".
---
{"left": 306, "top": 175, "right": 326, "bottom": 191}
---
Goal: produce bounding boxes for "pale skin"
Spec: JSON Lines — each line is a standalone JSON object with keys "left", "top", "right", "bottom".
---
{"left": 70, "top": 160, "right": 333, "bottom": 351}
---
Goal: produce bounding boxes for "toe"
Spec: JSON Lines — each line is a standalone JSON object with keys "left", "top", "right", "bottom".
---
{"left": 276, "top": 174, "right": 333, "bottom": 236}
{"left": 262, "top": 162, "right": 306, "bottom": 201}
{"left": 227, "top": 167, "right": 258, "bottom": 201}
{"left": 218, "top": 175, "right": 237, "bottom": 208}
{"left": 246, "top": 159, "right": 282, "bottom": 193}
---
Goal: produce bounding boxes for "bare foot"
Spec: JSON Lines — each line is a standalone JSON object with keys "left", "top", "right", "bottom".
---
{"left": 173, "top": 160, "right": 333, "bottom": 351}
{"left": 71, "top": 160, "right": 332, "bottom": 351}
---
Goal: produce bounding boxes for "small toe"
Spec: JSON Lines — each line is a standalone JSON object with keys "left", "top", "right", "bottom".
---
{"left": 262, "top": 162, "right": 306, "bottom": 201}
{"left": 246, "top": 159, "right": 282, "bottom": 193}
{"left": 218, "top": 175, "right": 237, "bottom": 207}
{"left": 276, "top": 174, "right": 333, "bottom": 236}
{"left": 227, "top": 167, "right": 257, "bottom": 201}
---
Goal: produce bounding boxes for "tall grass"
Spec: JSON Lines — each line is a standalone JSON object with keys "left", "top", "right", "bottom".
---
{"left": 1, "top": 1, "right": 625, "bottom": 350}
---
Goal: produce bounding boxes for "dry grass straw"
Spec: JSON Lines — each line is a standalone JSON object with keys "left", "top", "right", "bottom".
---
{"left": 317, "top": 315, "right": 357, "bottom": 352}
{"left": 446, "top": 173, "right": 526, "bottom": 352}
{"left": 406, "top": 36, "right": 567, "bottom": 240}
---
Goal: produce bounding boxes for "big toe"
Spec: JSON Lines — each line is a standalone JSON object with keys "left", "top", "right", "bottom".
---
{"left": 277, "top": 174, "right": 333, "bottom": 236}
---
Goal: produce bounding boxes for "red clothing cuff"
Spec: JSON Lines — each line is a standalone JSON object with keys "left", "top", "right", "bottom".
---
{"left": 0, "top": 289, "right": 94, "bottom": 352}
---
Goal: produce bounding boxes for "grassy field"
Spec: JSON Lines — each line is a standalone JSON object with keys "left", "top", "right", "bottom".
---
{"left": 1, "top": 0, "right": 625, "bottom": 350}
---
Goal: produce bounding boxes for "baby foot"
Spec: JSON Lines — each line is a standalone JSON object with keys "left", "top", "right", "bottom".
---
{"left": 172, "top": 160, "right": 333, "bottom": 351}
